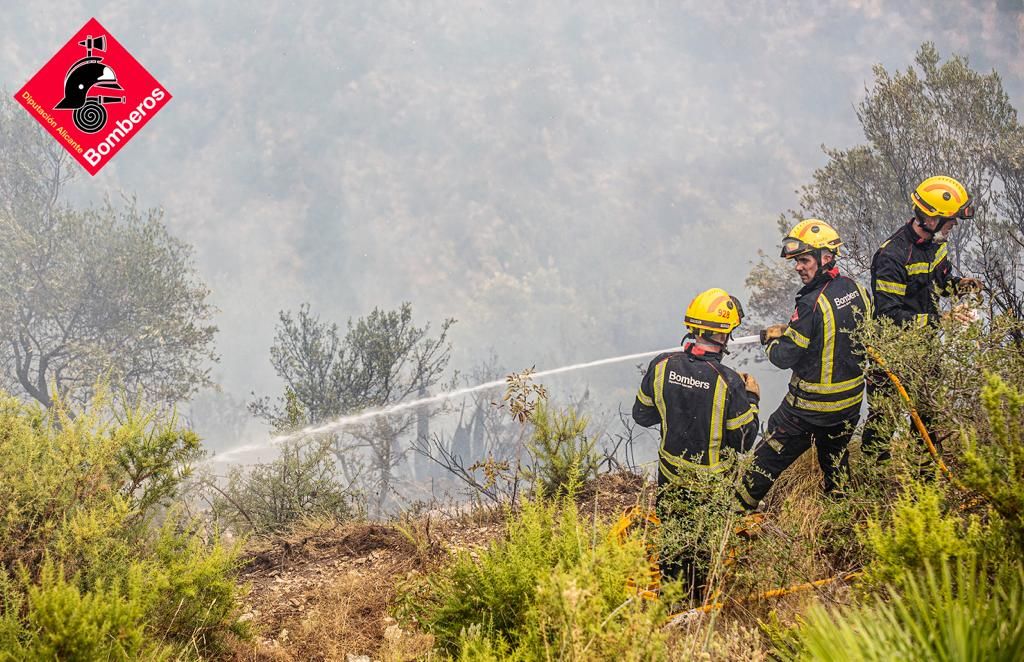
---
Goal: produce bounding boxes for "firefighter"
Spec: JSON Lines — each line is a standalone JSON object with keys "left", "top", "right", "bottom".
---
{"left": 861, "top": 175, "right": 981, "bottom": 461}
{"left": 632, "top": 287, "right": 760, "bottom": 595}
{"left": 737, "top": 220, "right": 872, "bottom": 510}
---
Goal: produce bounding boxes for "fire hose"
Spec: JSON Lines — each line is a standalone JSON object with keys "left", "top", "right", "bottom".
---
{"left": 612, "top": 507, "right": 863, "bottom": 624}
{"left": 864, "top": 346, "right": 955, "bottom": 483}
{"left": 664, "top": 570, "right": 863, "bottom": 626}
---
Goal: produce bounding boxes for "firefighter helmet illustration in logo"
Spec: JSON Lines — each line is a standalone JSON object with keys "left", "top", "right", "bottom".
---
{"left": 54, "top": 34, "right": 125, "bottom": 133}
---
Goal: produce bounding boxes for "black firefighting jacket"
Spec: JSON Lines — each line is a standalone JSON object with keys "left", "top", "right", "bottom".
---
{"left": 765, "top": 266, "right": 872, "bottom": 426}
{"left": 633, "top": 342, "right": 759, "bottom": 486}
{"left": 871, "top": 221, "right": 961, "bottom": 328}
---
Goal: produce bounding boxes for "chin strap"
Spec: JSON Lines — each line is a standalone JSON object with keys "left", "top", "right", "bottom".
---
{"left": 933, "top": 217, "right": 955, "bottom": 237}
{"left": 813, "top": 249, "right": 840, "bottom": 276}
{"left": 686, "top": 332, "right": 727, "bottom": 356}
{"left": 913, "top": 215, "right": 953, "bottom": 243}
{"left": 806, "top": 249, "right": 839, "bottom": 280}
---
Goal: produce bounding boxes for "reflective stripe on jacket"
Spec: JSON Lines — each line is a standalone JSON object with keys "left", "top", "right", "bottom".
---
{"left": 632, "top": 343, "right": 758, "bottom": 485}
{"left": 765, "top": 267, "right": 872, "bottom": 426}
{"left": 871, "top": 221, "right": 959, "bottom": 328}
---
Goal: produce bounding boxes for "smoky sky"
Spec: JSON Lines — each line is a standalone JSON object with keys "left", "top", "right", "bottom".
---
{"left": 3, "top": 1, "right": 1024, "bottom": 447}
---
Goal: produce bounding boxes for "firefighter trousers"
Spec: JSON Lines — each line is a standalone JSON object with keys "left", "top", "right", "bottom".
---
{"left": 860, "top": 372, "right": 941, "bottom": 469}
{"left": 738, "top": 405, "right": 855, "bottom": 510}
{"left": 656, "top": 484, "right": 714, "bottom": 601}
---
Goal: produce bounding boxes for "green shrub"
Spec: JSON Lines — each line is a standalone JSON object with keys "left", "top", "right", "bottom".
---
{"left": 454, "top": 624, "right": 514, "bottom": 661}
{"left": 815, "top": 456, "right": 897, "bottom": 571}
{"left": 856, "top": 313, "right": 1024, "bottom": 480}
{"left": 146, "top": 516, "right": 247, "bottom": 649}
{"left": 405, "top": 498, "right": 582, "bottom": 651}
{"left": 0, "top": 562, "right": 162, "bottom": 661}
{"left": 853, "top": 315, "right": 1024, "bottom": 584}
{"left": 209, "top": 437, "right": 357, "bottom": 535}
{"left": 759, "top": 610, "right": 803, "bottom": 660}
{"left": 655, "top": 472, "right": 738, "bottom": 598}
{"left": 518, "top": 543, "right": 668, "bottom": 661}
{"left": 399, "top": 497, "right": 673, "bottom": 659}
{"left": 524, "top": 401, "right": 599, "bottom": 498}
{"left": 861, "top": 482, "right": 992, "bottom": 589}
{"left": 0, "top": 391, "right": 202, "bottom": 574}
{"left": 963, "top": 373, "right": 1024, "bottom": 550}
{"left": 0, "top": 391, "right": 244, "bottom": 658}
{"left": 789, "top": 559, "right": 1024, "bottom": 661}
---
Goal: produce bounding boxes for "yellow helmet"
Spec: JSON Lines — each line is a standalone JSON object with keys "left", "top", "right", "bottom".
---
{"left": 780, "top": 219, "right": 843, "bottom": 260}
{"left": 911, "top": 176, "right": 974, "bottom": 219}
{"left": 684, "top": 288, "right": 744, "bottom": 335}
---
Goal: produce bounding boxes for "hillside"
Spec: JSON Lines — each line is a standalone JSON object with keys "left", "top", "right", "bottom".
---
{"left": 228, "top": 470, "right": 858, "bottom": 660}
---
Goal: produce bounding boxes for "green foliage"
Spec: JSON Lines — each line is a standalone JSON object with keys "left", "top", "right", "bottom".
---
{"left": 398, "top": 497, "right": 672, "bottom": 659}
{"left": 853, "top": 315, "right": 1024, "bottom": 577}
{"left": 249, "top": 302, "right": 456, "bottom": 513}
{"left": 453, "top": 624, "right": 514, "bottom": 661}
{"left": 856, "top": 311, "right": 1024, "bottom": 466}
{"left": 0, "top": 391, "right": 202, "bottom": 573}
{"left": 815, "top": 459, "right": 897, "bottom": 570}
{"left": 759, "top": 610, "right": 803, "bottom": 660}
{"left": 146, "top": 517, "right": 248, "bottom": 649}
{"left": 0, "top": 541, "right": 244, "bottom": 660}
{"left": 655, "top": 474, "right": 737, "bottom": 598}
{"left": 789, "top": 559, "right": 1024, "bottom": 662}
{"left": 829, "top": 316, "right": 1024, "bottom": 658}
{"left": 250, "top": 302, "right": 455, "bottom": 429}
{"left": 861, "top": 482, "right": 990, "bottom": 589}
{"left": 517, "top": 548, "right": 668, "bottom": 661}
{"left": 0, "top": 116, "right": 218, "bottom": 408}
{"left": 0, "top": 562, "right": 157, "bottom": 662}
{"left": 962, "top": 373, "right": 1024, "bottom": 549}
{"left": 0, "top": 392, "right": 244, "bottom": 658}
{"left": 210, "top": 438, "right": 358, "bottom": 535}
{"left": 523, "top": 401, "right": 598, "bottom": 498}
{"left": 405, "top": 499, "right": 583, "bottom": 651}
{"left": 113, "top": 398, "right": 206, "bottom": 517}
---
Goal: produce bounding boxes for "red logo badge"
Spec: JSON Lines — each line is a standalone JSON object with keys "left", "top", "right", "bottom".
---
{"left": 14, "top": 18, "right": 171, "bottom": 176}
{"left": 790, "top": 308, "right": 800, "bottom": 323}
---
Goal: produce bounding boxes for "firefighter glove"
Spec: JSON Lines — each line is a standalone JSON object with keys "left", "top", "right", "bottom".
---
{"left": 737, "top": 371, "right": 760, "bottom": 401}
{"left": 734, "top": 512, "right": 765, "bottom": 540}
{"left": 956, "top": 277, "right": 983, "bottom": 295}
{"left": 944, "top": 302, "right": 977, "bottom": 325}
{"left": 760, "top": 324, "right": 787, "bottom": 346}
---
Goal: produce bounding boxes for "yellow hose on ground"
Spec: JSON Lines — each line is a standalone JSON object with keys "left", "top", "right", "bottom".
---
{"left": 664, "top": 571, "right": 863, "bottom": 625}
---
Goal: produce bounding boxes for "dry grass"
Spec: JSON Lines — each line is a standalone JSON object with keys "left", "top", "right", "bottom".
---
{"left": 282, "top": 571, "right": 433, "bottom": 661}
{"left": 226, "top": 507, "right": 509, "bottom": 660}
{"left": 666, "top": 618, "right": 770, "bottom": 661}
{"left": 575, "top": 469, "right": 656, "bottom": 522}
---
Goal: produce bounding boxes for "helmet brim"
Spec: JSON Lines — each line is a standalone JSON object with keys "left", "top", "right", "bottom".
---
{"left": 684, "top": 316, "right": 736, "bottom": 333}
